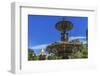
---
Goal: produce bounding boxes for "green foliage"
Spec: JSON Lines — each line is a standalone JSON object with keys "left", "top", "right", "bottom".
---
{"left": 28, "top": 44, "right": 88, "bottom": 61}
{"left": 81, "top": 44, "right": 88, "bottom": 58}
{"left": 28, "top": 48, "right": 38, "bottom": 60}
{"left": 47, "top": 54, "right": 57, "bottom": 60}
{"left": 70, "top": 44, "right": 88, "bottom": 59}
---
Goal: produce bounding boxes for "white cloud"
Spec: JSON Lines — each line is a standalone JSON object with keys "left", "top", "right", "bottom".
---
{"left": 83, "top": 41, "right": 87, "bottom": 44}
{"left": 31, "top": 36, "right": 87, "bottom": 50}
{"left": 80, "top": 39, "right": 87, "bottom": 44}
{"left": 31, "top": 43, "right": 50, "bottom": 50}
{"left": 69, "top": 36, "right": 87, "bottom": 44}
{"left": 69, "top": 36, "right": 86, "bottom": 41}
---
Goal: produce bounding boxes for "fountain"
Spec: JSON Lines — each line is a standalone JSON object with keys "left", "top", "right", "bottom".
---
{"left": 46, "top": 18, "right": 82, "bottom": 59}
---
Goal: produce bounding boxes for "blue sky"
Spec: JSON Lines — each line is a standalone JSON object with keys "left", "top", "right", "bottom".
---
{"left": 28, "top": 15, "right": 88, "bottom": 54}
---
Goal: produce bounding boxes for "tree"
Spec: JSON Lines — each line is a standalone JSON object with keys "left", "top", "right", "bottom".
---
{"left": 81, "top": 44, "right": 88, "bottom": 58}
{"left": 47, "top": 53, "right": 57, "bottom": 60}
{"left": 28, "top": 48, "right": 36, "bottom": 60}
{"left": 71, "top": 44, "right": 88, "bottom": 58}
